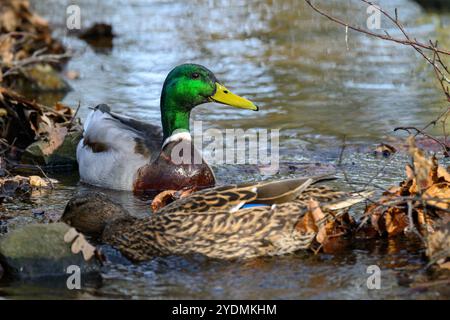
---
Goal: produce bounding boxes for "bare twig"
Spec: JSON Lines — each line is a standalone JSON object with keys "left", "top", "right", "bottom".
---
{"left": 68, "top": 101, "right": 81, "bottom": 129}
{"left": 35, "top": 164, "right": 54, "bottom": 189}
{"left": 304, "top": 0, "right": 450, "bottom": 150}
{"left": 394, "top": 126, "right": 450, "bottom": 156}
{"left": 305, "top": 0, "right": 450, "bottom": 102}
{"left": 303, "top": 0, "right": 450, "bottom": 56}
{"left": 2, "top": 51, "right": 72, "bottom": 78}
{"left": 406, "top": 200, "right": 424, "bottom": 241}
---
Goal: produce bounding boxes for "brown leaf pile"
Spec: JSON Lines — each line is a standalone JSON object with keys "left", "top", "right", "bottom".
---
{"left": 0, "top": 174, "right": 57, "bottom": 203}
{"left": 0, "top": 0, "right": 66, "bottom": 82}
{"left": 363, "top": 137, "right": 450, "bottom": 238}
{"left": 363, "top": 137, "right": 450, "bottom": 268}
{"left": 295, "top": 199, "right": 356, "bottom": 253}
{"left": 0, "top": 175, "right": 31, "bottom": 202}
{"left": 425, "top": 215, "right": 450, "bottom": 270}
{"left": 0, "top": 87, "right": 80, "bottom": 160}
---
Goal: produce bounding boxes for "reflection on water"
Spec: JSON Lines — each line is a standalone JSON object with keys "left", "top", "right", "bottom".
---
{"left": 1, "top": 0, "right": 449, "bottom": 299}
{"left": 36, "top": 0, "right": 448, "bottom": 144}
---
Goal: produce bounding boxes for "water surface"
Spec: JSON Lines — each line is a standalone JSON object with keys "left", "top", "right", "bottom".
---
{"left": 1, "top": 0, "right": 450, "bottom": 299}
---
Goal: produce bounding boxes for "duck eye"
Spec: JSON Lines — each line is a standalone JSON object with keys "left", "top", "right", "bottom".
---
{"left": 191, "top": 73, "right": 200, "bottom": 79}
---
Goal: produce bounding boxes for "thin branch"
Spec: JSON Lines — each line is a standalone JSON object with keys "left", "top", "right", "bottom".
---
{"left": 68, "top": 101, "right": 81, "bottom": 129}
{"left": 2, "top": 52, "right": 72, "bottom": 78}
{"left": 394, "top": 126, "right": 450, "bottom": 156}
{"left": 303, "top": 0, "right": 450, "bottom": 103}
{"left": 304, "top": 0, "right": 450, "bottom": 56}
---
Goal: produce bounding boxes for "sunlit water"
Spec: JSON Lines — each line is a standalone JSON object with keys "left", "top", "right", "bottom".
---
{"left": 1, "top": 0, "right": 450, "bottom": 299}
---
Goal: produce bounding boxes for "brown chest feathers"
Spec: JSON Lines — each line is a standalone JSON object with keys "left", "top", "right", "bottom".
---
{"left": 133, "top": 139, "right": 215, "bottom": 193}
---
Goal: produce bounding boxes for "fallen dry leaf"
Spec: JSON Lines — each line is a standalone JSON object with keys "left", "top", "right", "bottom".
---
{"left": 0, "top": 9, "right": 18, "bottom": 33}
{"left": 362, "top": 137, "right": 450, "bottom": 268}
{"left": 423, "top": 183, "right": 450, "bottom": 210}
{"left": 0, "top": 87, "right": 80, "bottom": 163}
{"left": 405, "top": 164, "right": 415, "bottom": 182}
{"left": 363, "top": 137, "right": 449, "bottom": 239}
{"left": 0, "top": 36, "right": 14, "bottom": 65}
{"left": 408, "top": 136, "right": 437, "bottom": 192}
{"left": 295, "top": 198, "right": 356, "bottom": 253}
{"left": 385, "top": 207, "right": 409, "bottom": 236}
{"left": 54, "top": 102, "right": 74, "bottom": 117}
{"left": 63, "top": 227, "right": 79, "bottom": 243}
{"left": 71, "top": 234, "right": 96, "bottom": 261}
{"left": 28, "top": 175, "right": 48, "bottom": 187}
{"left": 438, "top": 262, "right": 450, "bottom": 270}
{"left": 0, "top": 175, "right": 32, "bottom": 202}
{"left": 0, "top": 0, "right": 66, "bottom": 82}
{"left": 295, "top": 207, "right": 318, "bottom": 236}
{"left": 28, "top": 175, "right": 57, "bottom": 188}
{"left": 40, "top": 125, "right": 68, "bottom": 156}
{"left": 308, "top": 199, "right": 327, "bottom": 244}
{"left": 64, "top": 227, "right": 96, "bottom": 261}
{"left": 425, "top": 217, "right": 450, "bottom": 269}
{"left": 438, "top": 166, "right": 450, "bottom": 182}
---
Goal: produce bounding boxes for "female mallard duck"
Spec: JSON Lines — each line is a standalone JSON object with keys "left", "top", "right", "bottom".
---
{"left": 62, "top": 176, "right": 370, "bottom": 261}
{"left": 77, "top": 64, "right": 258, "bottom": 192}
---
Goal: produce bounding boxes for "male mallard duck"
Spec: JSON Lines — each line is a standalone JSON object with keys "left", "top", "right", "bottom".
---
{"left": 62, "top": 176, "right": 370, "bottom": 261}
{"left": 77, "top": 64, "right": 258, "bottom": 192}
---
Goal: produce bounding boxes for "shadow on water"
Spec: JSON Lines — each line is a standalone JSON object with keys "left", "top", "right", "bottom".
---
{"left": 1, "top": 0, "right": 449, "bottom": 299}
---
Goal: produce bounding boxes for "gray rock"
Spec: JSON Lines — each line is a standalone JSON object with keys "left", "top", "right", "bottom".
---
{"left": 16, "top": 64, "right": 71, "bottom": 92}
{"left": 0, "top": 222, "right": 100, "bottom": 278}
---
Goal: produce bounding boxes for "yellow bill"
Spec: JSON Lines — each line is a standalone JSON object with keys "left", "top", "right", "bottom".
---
{"left": 209, "top": 83, "right": 258, "bottom": 111}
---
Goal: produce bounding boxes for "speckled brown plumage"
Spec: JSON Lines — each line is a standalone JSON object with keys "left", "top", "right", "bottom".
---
{"left": 90, "top": 177, "right": 369, "bottom": 262}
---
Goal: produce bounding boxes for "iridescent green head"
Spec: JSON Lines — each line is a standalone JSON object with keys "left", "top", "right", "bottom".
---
{"left": 160, "top": 64, "right": 258, "bottom": 140}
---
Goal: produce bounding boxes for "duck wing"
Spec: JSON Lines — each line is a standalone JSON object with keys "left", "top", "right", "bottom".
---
{"left": 77, "top": 104, "right": 163, "bottom": 190}
{"left": 104, "top": 187, "right": 371, "bottom": 261}
{"left": 157, "top": 175, "right": 331, "bottom": 214}
{"left": 81, "top": 104, "right": 163, "bottom": 160}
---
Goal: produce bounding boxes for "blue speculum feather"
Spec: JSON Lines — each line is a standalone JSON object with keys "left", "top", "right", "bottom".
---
{"left": 241, "top": 203, "right": 271, "bottom": 209}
